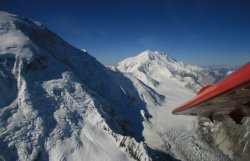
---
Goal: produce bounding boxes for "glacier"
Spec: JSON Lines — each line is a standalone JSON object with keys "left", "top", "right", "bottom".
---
{"left": 0, "top": 11, "right": 244, "bottom": 161}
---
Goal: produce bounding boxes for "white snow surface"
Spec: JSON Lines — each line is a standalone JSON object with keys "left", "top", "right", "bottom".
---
{"left": 118, "top": 50, "right": 204, "bottom": 92}
{"left": 0, "top": 11, "right": 230, "bottom": 161}
{"left": 117, "top": 50, "right": 230, "bottom": 160}
{"left": 0, "top": 11, "right": 162, "bottom": 161}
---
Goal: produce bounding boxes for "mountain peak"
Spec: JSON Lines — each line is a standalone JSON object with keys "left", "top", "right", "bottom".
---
{"left": 138, "top": 50, "right": 163, "bottom": 58}
{"left": 118, "top": 50, "right": 178, "bottom": 73}
{"left": 0, "top": 11, "right": 51, "bottom": 60}
{"left": 118, "top": 50, "right": 204, "bottom": 91}
{"left": 1, "top": 11, "right": 165, "bottom": 161}
{"left": 0, "top": 11, "right": 15, "bottom": 20}
{"left": 0, "top": 11, "right": 44, "bottom": 30}
{"left": 134, "top": 50, "right": 176, "bottom": 64}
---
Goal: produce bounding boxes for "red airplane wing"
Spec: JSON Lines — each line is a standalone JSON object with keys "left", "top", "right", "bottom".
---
{"left": 172, "top": 62, "right": 250, "bottom": 124}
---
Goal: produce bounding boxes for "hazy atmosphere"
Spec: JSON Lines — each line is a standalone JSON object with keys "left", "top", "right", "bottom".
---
{"left": 1, "top": 0, "right": 250, "bottom": 66}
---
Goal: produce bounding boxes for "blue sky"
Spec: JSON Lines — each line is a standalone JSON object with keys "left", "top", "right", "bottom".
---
{"left": 1, "top": 0, "right": 250, "bottom": 66}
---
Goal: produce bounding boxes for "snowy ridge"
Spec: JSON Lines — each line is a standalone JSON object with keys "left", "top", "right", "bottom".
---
{"left": 0, "top": 11, "right": 233, "bottom": 161}
{"left": 118, "top": 50, "right": 205, "bottom": 92}
{"left": 0, "top": 11, "right": 174, "bottom": 161}
{"left": 117, "top": 50, "right": 231, "bottom": 93}
{"left": 117, "top": 50, "right": 231, "bottom": 161}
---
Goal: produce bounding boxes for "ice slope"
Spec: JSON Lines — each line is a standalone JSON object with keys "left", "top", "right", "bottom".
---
{"left": 117, "top": 50, "right": 231, "bottom": 161}
{"left": 0, "top": 11, "right": 176, "bottom": 161}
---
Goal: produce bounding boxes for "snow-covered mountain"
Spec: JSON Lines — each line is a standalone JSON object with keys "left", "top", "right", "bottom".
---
{"left": 0, "top": 11, "right": 235, "bottom": 161}
{"left": 0, "top": 11, "right": 175, "bottom": 161}
{"left": 117, "top": 50, "right": 231, "bottom": 160}
{"left": 117, "top": 50, "right": 248, "bottom": 161}
{"left": 118, "top": 50, "right": 225, "bottom": 93}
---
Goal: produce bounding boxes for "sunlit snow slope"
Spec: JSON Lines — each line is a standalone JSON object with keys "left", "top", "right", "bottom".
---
{"left": 0, "top": 12, "right": 176, "bottom": 161}
{"left": 119, "top": 50, "right": 249, "bottom": 161}
{"left": 0, "top": 11, "right": 236, "bottom": 161}
{"left": 117, "top": 50, "right": 231, "bottom": 161}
